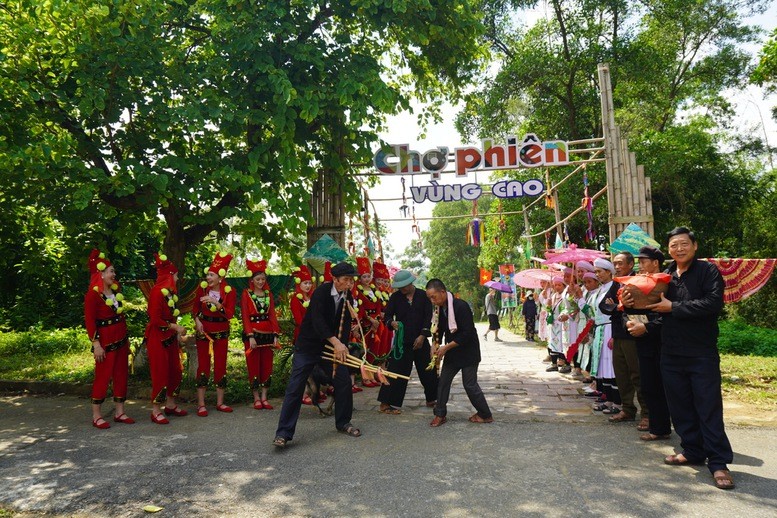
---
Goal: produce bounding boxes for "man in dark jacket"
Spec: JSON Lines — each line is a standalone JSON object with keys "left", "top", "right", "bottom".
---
{"left": 377, "top": 269, "right": 438, "bottom": 413}
{"left": 624, "top": 246, "right": 671, "bottom": 441}
{"left": 426, "top": 279, "right": 492, "bottom": 427}
{"left": 274, "top": 262, "right": 360, "bottom": 447}
{"left": 647, "top": 227, "right": 734, "bottom": 489}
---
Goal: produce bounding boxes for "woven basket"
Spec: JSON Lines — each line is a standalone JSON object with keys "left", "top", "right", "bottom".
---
{"left": 622, "top": 282, "right": 668, "bottom": 309}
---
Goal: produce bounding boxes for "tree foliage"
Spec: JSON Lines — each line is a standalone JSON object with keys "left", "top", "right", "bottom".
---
{"left": 0, "top": 0, "right": 485, "bottom": 273}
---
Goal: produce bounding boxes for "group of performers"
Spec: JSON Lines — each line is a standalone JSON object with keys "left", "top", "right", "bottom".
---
{"left": 535, "top": 259, "right": 622, "bottom": 411}
{"left": 84, "top": 248, "right": 396, "bottom": 428}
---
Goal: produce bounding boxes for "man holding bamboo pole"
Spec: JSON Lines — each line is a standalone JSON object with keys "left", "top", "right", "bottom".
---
{"left": 273, "top": 262, "right": 361, "bottom": 448}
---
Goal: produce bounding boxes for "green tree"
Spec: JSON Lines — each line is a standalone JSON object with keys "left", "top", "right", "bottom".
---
{"left": 752, "top": 27, "right": 777, "bottom": 121}
{"left": 424, "top": 200, "right": 483, "bottom": 309}
{"left": 0, "top": 0, "right": 485, "bottom": 273}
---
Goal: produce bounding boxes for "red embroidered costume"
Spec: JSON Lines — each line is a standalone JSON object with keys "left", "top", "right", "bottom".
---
{"left": 193, "top": 252, "right": 236, "bottom": 389}
{"left": 144, "top": 253, "right": 183, "bottom": 405}
{"left": 85, "top": 249, "right": 130, "bottom": 407}
{"left": 241, "top": 260, "right": 281, "bottom": 393}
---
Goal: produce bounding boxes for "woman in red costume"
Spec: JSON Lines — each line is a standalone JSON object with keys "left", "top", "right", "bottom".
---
{"left": 290, "top": 264, "right": 320, "bottom": 405}
{"left": 353, "top": 257, "right": 383, "bottom": 388}
{"left": 241, "top": 259, "right": 281, "bottom": 410}
{"left": 145, "top": 253, "right": 188, "bottom": 424}
{"left": 372, "top": 260, "right": 393, "bottom": 361}
{"left": 85, "top": 249, "right": 133, "bottom": 429}
{"left": 193, "top": 252, "right": 237, "bottom": 417}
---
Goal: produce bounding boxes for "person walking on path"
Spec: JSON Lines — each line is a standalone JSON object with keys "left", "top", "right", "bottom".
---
{"left": 521, "top": 292, "right": 537, "bottom": 341}
{"left": 426, "top": 279, "right": 493, "bottom": 427}
{"left": 273, "top": 262, "right": 361, "bottom": 447}
{"left": 646, "top": 227, "right": 734, "bottom": 490}
{"left": 483, "top": 288, "right": 502, "bottom": 342}
{"left": 377, "top": 270, "right": 438, "bottom": 414}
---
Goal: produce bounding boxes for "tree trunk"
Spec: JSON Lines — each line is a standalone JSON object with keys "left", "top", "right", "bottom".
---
{"left": 162, "top": 209, "right": 188, "bottom": 277}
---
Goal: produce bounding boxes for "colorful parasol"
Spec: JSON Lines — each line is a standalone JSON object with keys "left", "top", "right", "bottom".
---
{"left": 484, "top": 280, "right": 513, "bottom": 293}
{"left": 542, "top": 243, "right": 606, "bottom": 265}
{"left": 513, "top": 269, "right": 559, "bottom": 289}
{"left": 705, "top": 258, "right": 776, "bottom": 304}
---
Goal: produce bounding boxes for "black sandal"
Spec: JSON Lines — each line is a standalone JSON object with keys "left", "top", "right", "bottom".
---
{"left": 339, "top": 424, "right": 362, "bottom": 437}
{"left": 272, "top": 436, "right": 288, "bottom": 448}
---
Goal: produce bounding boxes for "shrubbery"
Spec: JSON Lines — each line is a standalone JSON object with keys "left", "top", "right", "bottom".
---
{"left": 718, "top": 319, "right": 777, "bottom": 357}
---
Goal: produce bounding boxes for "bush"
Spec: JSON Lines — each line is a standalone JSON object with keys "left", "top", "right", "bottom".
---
{"left": 718, "top": 319, "right": 777, "bottom": 357}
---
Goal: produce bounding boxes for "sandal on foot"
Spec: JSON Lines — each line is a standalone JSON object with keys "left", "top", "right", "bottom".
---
{"left": 637, "top": 417, "right": 650, "bottom": 431}
{"left": 592, "top": 403, "right": 607, "bottom": 411}
{"left": 253, "top": 400, "right": 263, "bottom": 410}
{"left": 339, "top": 424, "right": 362, "bottom": 437}
{"left": 92, "top": 417, "right": 110, "bottom": 429}
{"left": 640, "top": 433, "right": 671, "bottom": 441}
{"left": 301, "top": 395, "right": 313, "bottom": 405}
{"left": 113, "top": 413, "right": 135, "bottom": 424}
{"left": 379, "top": 405, "right": 402, "bottom": 415}
{"left": 608, "top": 411, "right": 635, "bottom": 422}
{"left": 429, "top": 416, "right": 447, "bottom": 427}
{"left": 216, "top": 404, "right": 233, "bottom": 413}
{"left": 713, "top": 469, "right": 735, "bottom": 490}
{"left": 150, "top": 412, "right": 169, "bottom": 425}
{"left": 468, "top": 413, "right": 494, "bottom": 423}
{"left": 261, "top": 400, "right": 273, "bottom": 410}
{"left": 273, "top": 436, "right": 288, "bottom": 448}
{"left": 197, "top": 406, "right": 208, "bottom": 417}
{"left": 664, "top": 453, "right": 704, "bottom": 466}
{"left": 163, "top": 406, "right": 188, "bottom": 417}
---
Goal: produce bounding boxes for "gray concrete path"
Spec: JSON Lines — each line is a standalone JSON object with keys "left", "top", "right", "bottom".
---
{"left": 1, "top": 323, "right": 776, "bottom": 517}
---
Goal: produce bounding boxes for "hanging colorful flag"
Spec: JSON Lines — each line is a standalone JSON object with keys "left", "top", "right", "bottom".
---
{"left": 479, "top": 268, "right": 492, "bottom": 285}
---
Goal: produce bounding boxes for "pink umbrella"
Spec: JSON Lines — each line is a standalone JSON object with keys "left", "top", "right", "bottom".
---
{"left": 513, "top": 269, "right": 558, "bottom": 289}
{"left": 542, "top": 243, "right": 606, "bottom": 265}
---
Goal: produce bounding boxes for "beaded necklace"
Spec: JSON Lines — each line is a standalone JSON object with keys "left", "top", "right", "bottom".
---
{"left": 250, "top": 289, "right": 271, "bottom": 314}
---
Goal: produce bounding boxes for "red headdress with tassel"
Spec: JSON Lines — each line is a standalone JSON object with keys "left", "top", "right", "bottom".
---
{"left": 87, "top": 249, "right": 115, "bottom": 293}
{"left": 154, "top": 252, "right": 178, "bottom": 292}
{"left": 372, "top": 260, "right": 389, "bottom": 281}
{"left": 246, "top": 259, "right": 267, "bottom": 289}
{"left": 356, "top": 256, "right": 371, "bottom": 276}
{"left": 207, "top": 251, "right": 233, "bottom": 277}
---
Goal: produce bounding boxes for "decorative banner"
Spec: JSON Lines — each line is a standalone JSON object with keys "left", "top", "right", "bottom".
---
{"left": 135, "top": 276, "right": 291, "bottom": 315}
{"left": 408, "top": 179, "right": 545, "bottom": 203}
{"left": 374, "top": 134, "right": 570, "bottom": 179}
{"left": 498, "top": 264, "right": 517, "bottom": 308}
{"left": 705, "top": 258, "right": 776, "bottom": 304}
{"left": 479, "top": 268, "right": 492, "bottom": 285}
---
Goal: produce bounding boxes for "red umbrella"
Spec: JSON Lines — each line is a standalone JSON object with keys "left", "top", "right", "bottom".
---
{"left": 542, "top": 243, "right": 606, "bottom": 265}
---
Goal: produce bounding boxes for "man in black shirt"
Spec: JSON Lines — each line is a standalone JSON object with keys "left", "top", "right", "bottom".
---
{"left": 647, "top": 227, "right": 734, "bottom": 489}
{"left": 377, "top": 270, "right": 438, "bottom": 413}
{"left": 426, "top": 279, "right": 492, "bottom": 427}
{"left": 273, "top": 262, "right": 360, "bottom": 447}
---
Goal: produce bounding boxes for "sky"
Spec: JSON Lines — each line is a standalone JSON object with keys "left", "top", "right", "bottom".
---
{"left": 368, "top": 4, "right": 777, "bottom": 265}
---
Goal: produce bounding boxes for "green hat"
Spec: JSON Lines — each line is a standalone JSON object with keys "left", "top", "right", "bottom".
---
{"left": 391, "top": 269, "right": 417, "bottom": 288}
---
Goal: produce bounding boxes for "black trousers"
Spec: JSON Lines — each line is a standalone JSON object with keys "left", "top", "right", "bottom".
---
{"left": 636, "top": 342, "right": 671, "bottom": 435}
{"left": 377, "top": 342, "right": 438, "bottom": 407}
{"left": 434, "top": 362, "right": 491, "bottom": 419}
{"left": 275, "top": 349, "right": 353, "bottom": 440}
{"left": 661, "top": 354, "right": 733, "bottom": 473}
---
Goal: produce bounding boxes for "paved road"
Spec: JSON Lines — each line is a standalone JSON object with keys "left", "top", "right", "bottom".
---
{"left": 1, "top": 324, "right": 776, "bottom": 517}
